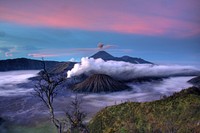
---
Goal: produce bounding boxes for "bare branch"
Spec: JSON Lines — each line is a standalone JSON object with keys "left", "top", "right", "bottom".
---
{"left": 66, "top": 94, "right": 89, "bottom": 132}
{"left": 33, "top": 58, "right": 66, "bottom": 133}
{"left": 33, "top": 59, "right": 88, "bottom": 133}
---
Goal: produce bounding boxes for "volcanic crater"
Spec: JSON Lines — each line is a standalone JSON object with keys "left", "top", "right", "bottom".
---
{"left": 73, "top": 74, "right": 130, "bottom": 93}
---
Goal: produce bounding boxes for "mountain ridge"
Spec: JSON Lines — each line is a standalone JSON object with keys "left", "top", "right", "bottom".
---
{"left": 0, "top": 51, "right": 152, "bottom": 72}
{"left": 90, "top": 51, "right": 153, "bottom": 64}
{"left": 0, "top": 58, "right": 61, "bottom": 71}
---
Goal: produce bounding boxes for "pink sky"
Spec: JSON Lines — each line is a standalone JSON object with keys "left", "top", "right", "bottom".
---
{"left": 0, "top": 0, "right": 200, "bottom": 37}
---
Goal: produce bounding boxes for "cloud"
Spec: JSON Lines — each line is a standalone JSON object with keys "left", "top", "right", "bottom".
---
{"left": 67, "top": 57, "right": 200, "bottom": 80}
{"left": 27, "top": 48, "right": 93, "bottom": 58}
{"left": 0, "top": 46, "right": 17, "bottom": 57}
{"left": 28, "top": 53, "right": 59, "bottom": 58}
{"left": 0, "top": 0, "right": 199, "bottom": 37}
{"left": 28, "top": 45, "right": 118, "bottom": 58}
{"left": 97, "top": 42, "right": 104, "bottom": 49}
{"left": 5, "top": 52, "right": 13, "bottom": 57}
{"left": 69, "top": 58, "right": 77, "bottom": 62}
{"left": 0, "top": 70, "right": 38, "bottom": 96}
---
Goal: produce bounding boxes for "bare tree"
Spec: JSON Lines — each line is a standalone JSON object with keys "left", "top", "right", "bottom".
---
{"left": 34, "top": 59, "right": 89, "bottom": 133}
{"left": 66, "top": 94, "right": 89, "bottom": 133}
{"left": 34, "top": 58, "right": 66, "bottom": 133}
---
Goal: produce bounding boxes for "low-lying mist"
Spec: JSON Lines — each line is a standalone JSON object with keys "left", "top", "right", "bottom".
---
{"left": 81, "top": 76, "right": 193, "bottom": 106}
{"left": 0, "top": 70, "right": 195, "bottom": 127}
{"left": 67, "top": 57, "right": 200, "bottom": 80}
{"left": 0, "top": 70, "right": 39, "bottom": 96}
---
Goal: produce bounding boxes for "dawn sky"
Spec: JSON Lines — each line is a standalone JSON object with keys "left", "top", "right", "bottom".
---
{"left": 0, "top": 0, "right": 199, "bottom": 66}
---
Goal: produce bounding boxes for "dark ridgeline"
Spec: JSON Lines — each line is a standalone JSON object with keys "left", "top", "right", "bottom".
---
{"left": 90, "top": 51, "right": 153, "bottom": 64}
{"left": 73, "top": 74, "right": 131, "bottom": 93}
{"left": 188, "top": 76, "right": 200, "bottom": 87}
{"left": 0, "top": 58, "right": 61, "bottom": 71}
{"left": 0, "top": 51, "right": 152, "bottom": 72}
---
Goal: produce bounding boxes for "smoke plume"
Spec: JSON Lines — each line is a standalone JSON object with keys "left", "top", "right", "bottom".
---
{"left": 98, "top": 43, "right": 104, "bottom": 49}
{"left": 67, "top": 57, "right": 200, "bottom": 80}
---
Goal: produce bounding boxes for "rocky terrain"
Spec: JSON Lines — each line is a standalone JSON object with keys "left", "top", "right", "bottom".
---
{"left": 73, "top": 74, "right": 131, "bottom": 93}
{"left": 0, "top": 51, "right": 199, "bottom": 133}
{"left": 47, "top": 62, "right": 76, "bottom": 74}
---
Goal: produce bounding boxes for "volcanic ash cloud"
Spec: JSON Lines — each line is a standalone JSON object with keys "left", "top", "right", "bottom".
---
{"left": 67, "top": 57, "right": 199, "bottom": 81}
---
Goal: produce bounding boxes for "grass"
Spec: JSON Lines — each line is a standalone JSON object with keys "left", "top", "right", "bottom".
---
{"left": 2, "top": 122, "right": 57, "bottom": 133}
{"left": 89, "top": 87, "right": 200, "bottom": 133}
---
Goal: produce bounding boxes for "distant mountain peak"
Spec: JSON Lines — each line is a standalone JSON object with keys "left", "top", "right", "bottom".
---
{"left": 90, "top": 51, "right": 114, "bottom": 60}
{"left": 90, "top": 51, "right": 153, "bottom": 64}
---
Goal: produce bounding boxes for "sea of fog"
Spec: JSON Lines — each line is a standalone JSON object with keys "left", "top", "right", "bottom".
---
{"left": 0, "top": 70, "right": 195, "bottom": 125}
{"left": 0, "top": 71, "right": 193, "bottom": 102}
{"left": 0, "top": 70, "right": 39, "bottom": 96}
{"left": 0, "top": 70, "right": 194, "bottom": 100}
{"left": 81, "top": 76, "right": 193, "bottom": 108}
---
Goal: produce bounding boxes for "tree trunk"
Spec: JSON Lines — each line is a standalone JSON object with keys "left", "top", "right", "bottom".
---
{"left": 49, "top": 105, "right": 62, "bottom": 133}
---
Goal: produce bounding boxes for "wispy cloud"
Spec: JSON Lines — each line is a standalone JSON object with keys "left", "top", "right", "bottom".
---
{"left": 0, "top": 0, "right": 199, "bottom": 37}
{"left": 27, "top": 45, "right": 131, "bottom": 58}
{"left": 27, "top": 53, "right": 60, "bottom": 58}
{"left": 0, "top": 46, "right": 17, "bottom": 57}
{"left": 69, "top": 58, "right": 77, "bottom": 62}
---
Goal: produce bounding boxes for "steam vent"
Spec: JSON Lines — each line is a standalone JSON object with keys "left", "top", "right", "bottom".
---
{"left": 73, "top": 74, "right": 130, "bottom": 93}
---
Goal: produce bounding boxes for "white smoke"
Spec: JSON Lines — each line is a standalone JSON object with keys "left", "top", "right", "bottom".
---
{"left": 67, "top": 57, "right": 200, "bottom": 80}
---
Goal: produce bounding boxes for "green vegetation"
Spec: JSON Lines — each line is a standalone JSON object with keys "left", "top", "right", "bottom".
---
{"left": 3, "top": 122, "right": 57, "bottom": 133}
{"left": 89, "top": 87, "right": 200, "bottom": 133}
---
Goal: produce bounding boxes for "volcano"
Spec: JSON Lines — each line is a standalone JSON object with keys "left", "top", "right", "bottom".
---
{"left": 90, "top": 51, "right": 153, "bottom": 64}
{"left": 73, "top": 74, "right": 130, "bottom": 93}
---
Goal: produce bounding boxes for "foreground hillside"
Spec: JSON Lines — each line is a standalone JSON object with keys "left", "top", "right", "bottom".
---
{"left": 89, "top": 87, "right": 200, "bottom": 133}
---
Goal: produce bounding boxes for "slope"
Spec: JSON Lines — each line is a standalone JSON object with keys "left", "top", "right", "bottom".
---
{"left": 89, "top": 86, "right": 200, "bottom": 133}
{"left": 73, "top": 74, "right": 130, "bottom": 93}
{"left": 90, "top": 51, "right": 153, "bottom": 64}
